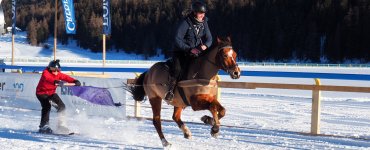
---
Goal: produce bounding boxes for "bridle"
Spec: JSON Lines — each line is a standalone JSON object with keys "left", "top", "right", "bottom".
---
{"left": 206, "top": 45, "right": 238, "bottom": 74}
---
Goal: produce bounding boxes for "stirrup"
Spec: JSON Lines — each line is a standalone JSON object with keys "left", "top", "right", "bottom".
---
{"left": 164, "top": 91, "right": 174, "bottom": 101}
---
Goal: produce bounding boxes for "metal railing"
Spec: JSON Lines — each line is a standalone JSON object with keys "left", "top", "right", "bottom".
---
{"left": 239, "top": 62, "right": 370, "bottom": 68}
{"left": 1, "top": 65, "right": 370, "bottom": 81}
{"left": 1, "top": 57, "right": 369, "bottom": 68}
{"left": 0, "top": 57, "right": 159, "bottom": 65}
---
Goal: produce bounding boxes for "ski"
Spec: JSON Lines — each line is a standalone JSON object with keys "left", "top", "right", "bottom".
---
{"left": 36, "top": 131, "right": 75, "bottom": 136}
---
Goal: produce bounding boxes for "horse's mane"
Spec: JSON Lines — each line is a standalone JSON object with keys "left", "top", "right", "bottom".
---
{"left": 200, "top": 36, "right": 232, "bottom": 57}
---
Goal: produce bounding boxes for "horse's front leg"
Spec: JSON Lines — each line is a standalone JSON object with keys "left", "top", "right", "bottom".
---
{"left": 209, "top": 101, "right": 221, "bottom": 138}
{"left": 201, "top": 103, "right": 225, "bottom": 126}
{"left": 172, "top": 106, "right": 192, "bottom": 139}
{"left": 149, "top": 97, "right": 171, "bottom": 147}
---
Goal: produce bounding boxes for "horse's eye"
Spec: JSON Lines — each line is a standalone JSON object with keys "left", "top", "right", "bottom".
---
{"left": 223, "top": 55, "right": 228, "bottom": 58}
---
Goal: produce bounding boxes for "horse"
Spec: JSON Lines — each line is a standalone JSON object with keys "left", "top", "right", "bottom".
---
{"left": 129, "top": 37, "right": 240, "bottom": 147}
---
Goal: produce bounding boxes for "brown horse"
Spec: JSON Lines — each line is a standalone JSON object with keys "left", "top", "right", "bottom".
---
{"left": 129, "top": 37, "right": 240, "bottom": 147}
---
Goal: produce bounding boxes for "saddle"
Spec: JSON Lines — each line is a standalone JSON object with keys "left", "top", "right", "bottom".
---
{"left": 165, "top": 58, "right": 185, "bottom": 81}
{"left": 162, "top": 58, "right": 217, "bottom": 106}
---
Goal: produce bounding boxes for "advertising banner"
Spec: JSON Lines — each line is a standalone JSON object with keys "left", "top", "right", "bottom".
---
{"left": 61, "top": 0, "right": 76, "bottom": 34}
{"left": 12, "top": 0, "right": 16, "bottom": 34}
{"left": 0, "top": 73, "right": 126, "bottom": 118}
{"left": 102, "top": 0, "right": 111, "bottom": 35}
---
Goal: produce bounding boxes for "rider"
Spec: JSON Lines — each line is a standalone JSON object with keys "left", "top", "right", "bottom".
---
{"left": 165, "top": 1, "right": 213, "bottom": 101}
{"left": 36, "top": 59, "right": 81, "bottom": 133}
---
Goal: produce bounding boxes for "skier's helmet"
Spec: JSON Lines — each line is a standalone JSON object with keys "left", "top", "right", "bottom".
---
{"left": 191, "top": 1, "right": 207, "bottom": 13}
{"left": 48, "top": 59, "right": 61, "bottom": 68}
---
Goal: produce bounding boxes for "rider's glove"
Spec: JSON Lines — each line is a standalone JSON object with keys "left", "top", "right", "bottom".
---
{"left": 190, "top": 48, "right": 201, "bottom": 57}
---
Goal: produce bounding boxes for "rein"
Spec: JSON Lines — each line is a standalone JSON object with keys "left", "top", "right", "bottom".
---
{"left": 205, "top": 45, "right": 233, "bottom": 68}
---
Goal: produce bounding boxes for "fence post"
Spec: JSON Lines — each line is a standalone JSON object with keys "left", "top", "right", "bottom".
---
{"left": 135, "top": 101, "right": 141, "bottom": 117}
{"left": 215, "top": 75, "right": 221, "bottom": 101}
{"left": 134, "top": 73, "right": 141, "bottom": 117}
{"left": 311, "top": 78, "right": 321, "bottom": 135}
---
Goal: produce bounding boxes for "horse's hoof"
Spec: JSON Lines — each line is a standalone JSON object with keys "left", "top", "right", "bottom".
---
{"left": 211, "top": 126, "right": 219, "bottom": 138}
{"left": 163, "top": 143, "right": 172, "bottom": 148}
{"left": 161, "top": 138, "right": 172, "bottom": 147}
{"left": 181, "top": 125, "right": 192, "bottom": 139}
{"left": 211, "top": 131, "right": 219, "bottom": 138}
{"left": 184, "top": 133, "right": 192, "bottom": 139}
{"left": 201, "top": 115, "right": 214, "bottom": 125}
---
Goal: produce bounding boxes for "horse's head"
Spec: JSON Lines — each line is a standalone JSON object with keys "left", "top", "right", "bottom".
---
{"left": 215, "top": 37, "right": 241, "bottom": 79}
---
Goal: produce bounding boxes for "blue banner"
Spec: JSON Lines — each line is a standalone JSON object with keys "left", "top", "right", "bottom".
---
{"left": 62, "top": 0, "right": 76, "bottom": 34}
{"left": 12, "top": 0, "right": 16, "bottom": 34}
{"left": 102, "top": 0, "right": 111, "bottom": 35}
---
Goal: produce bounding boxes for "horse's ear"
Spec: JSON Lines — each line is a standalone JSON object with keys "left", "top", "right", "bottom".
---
{"left": 227, "top": 36, "right": 232, "bottom": 43}
{"left": 217, "top": 37, "right": 221, "bottom": 43}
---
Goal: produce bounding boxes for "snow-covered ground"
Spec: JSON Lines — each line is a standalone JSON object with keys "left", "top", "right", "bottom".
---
{"left": 0, "top": 32, "right": 370, "bottom": 149}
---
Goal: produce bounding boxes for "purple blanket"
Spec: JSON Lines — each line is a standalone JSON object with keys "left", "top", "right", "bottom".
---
{"left": 69, "top": 86, "right": 115, "bottom": 106}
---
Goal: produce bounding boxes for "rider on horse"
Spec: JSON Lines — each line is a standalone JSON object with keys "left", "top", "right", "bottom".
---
{"left": 165, "top": 1, "right": 213, "bottom": 101}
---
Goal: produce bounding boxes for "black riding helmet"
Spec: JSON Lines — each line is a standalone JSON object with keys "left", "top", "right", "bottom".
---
{"left": 48, "top": 59, "right": 61, "bottom": 69}
{"left": 191, "top": 1, "right": 207, "bottom": 13}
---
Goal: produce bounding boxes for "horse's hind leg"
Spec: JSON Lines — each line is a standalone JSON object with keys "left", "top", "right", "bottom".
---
{"left": 149, "top": 97, "right": 171, "bottom": 147}
{"left": 172, "top": 106, "right": 192, "bottom": 139}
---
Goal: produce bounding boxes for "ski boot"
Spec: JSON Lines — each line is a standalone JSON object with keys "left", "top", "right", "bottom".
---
{"left": 39, "top": 125, "right": 53, "bottom": 134}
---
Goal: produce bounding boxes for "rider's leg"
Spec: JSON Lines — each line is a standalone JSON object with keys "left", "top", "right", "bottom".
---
{"left": 164, "top": 56, "right": 180, "bottom": 101}
{"left": 164, "top": 52, "right": 185, "bottom": 101}
{"left": 180, "top": 54, "right": 191, "bottom": 80}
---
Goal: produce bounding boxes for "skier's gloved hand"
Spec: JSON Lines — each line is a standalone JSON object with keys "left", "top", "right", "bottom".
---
{"left": 54, "top": 80, "right": 61, "bottom": 85}
{"left": 58, "top": 81, "right": 65, "bottom": 87}
{"left": 74, "top": 80, "right": 81, "bottom": 86}
{"left": 54, "top": 80, "right": 65, "bottom": 86}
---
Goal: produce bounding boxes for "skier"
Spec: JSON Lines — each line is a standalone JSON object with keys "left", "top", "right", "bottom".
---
{"left": 36, "top": 59, "right": 81, "bottom": 133}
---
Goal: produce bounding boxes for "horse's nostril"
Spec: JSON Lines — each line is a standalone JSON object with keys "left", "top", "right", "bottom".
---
{"left": 233, "top": 71, "right": 239, "bottom": 76}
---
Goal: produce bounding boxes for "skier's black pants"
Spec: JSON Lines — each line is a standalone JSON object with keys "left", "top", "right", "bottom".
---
{"left": 36, "top": 93, "right": 65, "bottom": 128}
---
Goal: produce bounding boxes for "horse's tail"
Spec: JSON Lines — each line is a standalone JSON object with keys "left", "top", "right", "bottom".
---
{"left": 130, "top": 71, "right": 147, "bottom": 101}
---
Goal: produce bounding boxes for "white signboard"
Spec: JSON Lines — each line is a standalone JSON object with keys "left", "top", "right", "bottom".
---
{"left": 0, "top": 73, "right": 126, "bottom": 119}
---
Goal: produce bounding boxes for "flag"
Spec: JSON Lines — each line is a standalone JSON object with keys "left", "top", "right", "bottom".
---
{"left": 61, "top": 0, "right": 76, "bottom": 34}
{"left": 102, "top": 0, "right": 111, "bottom": 35}
{"left": 12, "top": 0, "right": 16, "bottom": 34}
{"left": 69, "top": 86, "right": 115, "bottom": 106}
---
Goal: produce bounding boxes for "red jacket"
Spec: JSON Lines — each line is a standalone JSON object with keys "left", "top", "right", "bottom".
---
{"left": 36, "top": 68, "right": 76, "bottom": 95}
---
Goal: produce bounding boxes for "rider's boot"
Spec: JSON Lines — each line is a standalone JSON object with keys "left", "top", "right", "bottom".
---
{"left": 164, "top": 79, "right": 176, "bottom": 101}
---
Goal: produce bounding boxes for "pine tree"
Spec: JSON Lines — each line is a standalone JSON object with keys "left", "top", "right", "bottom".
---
{"left": 1, "top": 0, "right": 370, "bottom": 62}
{"left": 27, "top": 18, "right": 38, "bottom": 45}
